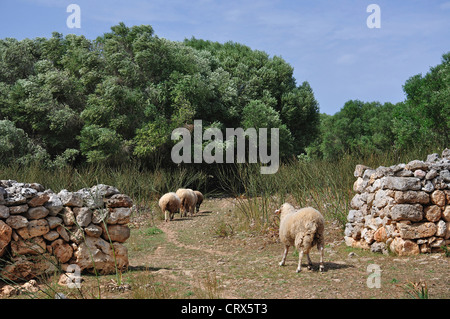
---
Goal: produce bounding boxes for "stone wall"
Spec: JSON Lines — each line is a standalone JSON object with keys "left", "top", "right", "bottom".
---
{"left": 0, "top": 181, "right": 132, "bottom": 280}
{"left": 344, "top": 149, "right": 450, "bottom": 256}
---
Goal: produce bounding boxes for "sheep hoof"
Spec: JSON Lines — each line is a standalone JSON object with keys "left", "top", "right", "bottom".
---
{"left": 296, "top": 268, "right": 301, "bottom": 273}
{"left": 307, "top": 265, "right": 312, "bottom": 270}
{"left": 319, "top": 266, "right": 325, "bottom": 272}
{"left": 279, "top": 262, "right": 284, "bottom": 267}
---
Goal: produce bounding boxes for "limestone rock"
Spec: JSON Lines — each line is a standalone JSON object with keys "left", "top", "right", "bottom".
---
{"left": 389, "top": 237, "right": 420, "bottom": 256}
{"left": 397, "top": 222, "right": 437, "bottom": 239}
{"left": 101, "top": 224, "right": 130, "bottom": 243}
{"left": 394, "top": 191, "right": 430, "bottom": 204}
{"left": 388, "top": 204, "right": 423, "bottom": 222}
{"left": 381, "top": 177, "right": 421, "bottom": 191}
{"left": 74, "top": 236, "right": 128, "bottom": 274}
{"left": 430, "top": 190, "right": 446, "bottom": 206}
{"left": 106, "top": 194, "right": 133, "bottom": 208}
{"left": 58, "top": 190, "right": 83, "bottom": 207}
{"left": 50, "top": 239, "right": 73, "bottom": 263}
{"left": 6, "top": 215, "right": 29, "bottom": 229}
{"left": 0, "top": 220, "right": 12, "bottom": 257}
{"left": 424, "top": 205, "right": 442, "bottom": 222}
{"left": 16, "top": 219, "right": 50, "bottom": 240}
{"left": 106, "top": 207, "right": 132, "bottom": 225}
{"left": 25, "top": 206, "right": 49, "bottom": 220}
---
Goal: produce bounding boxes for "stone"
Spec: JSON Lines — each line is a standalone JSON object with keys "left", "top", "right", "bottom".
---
{"left": 73, "top": 207, "right": 92, "bottom": 227}
{"left": 422, "top": 181, "right": 435, "bottom": 193}
{"left": 430, "top": 190, "right": 446, "bottom": 206}
{"left": 27, "top": 193, "right": 50, "bottom": 207}
{"left": 424, "top": 205, "right": 442, "bottom": 222}
{"left": 347, "top": 210, "right": 364, "bottom": 223}
{"left": 57, "top": 225, "right": 70, "bottom": 242}
{"left": 443, "top": 206, "right": 450, "bottom": 222}
{"left": 9, "top": 204, "right": 29, "bottom": 215}
{"left": 426, "top": 153, "right": 440, "bottom": 162}
{"left": 440, "top": 170, "right": 450, "bottom": 183}
{"left": 414, "top": 170, "right": 426, "bottom": 179}
{"left": 50, "top": 239, "right": 73, "bottom": 263}
{"left": 397, "top": 222, "right": 437, "bottom": 239}
{"left": 44, "top": 194, "right": 63, "bottom": 215}
{"left": 92, "top": 208, "right": 108, "bottom": 224}
{"left": 46, "top": 216, "right": 63, "bottom": 229}
{"left": 0, "top": 205, "right": 9, "bottom": 218}
{"left": 370, "top": 242, "right": 388, "bottom": 254}
{"left": 16, "top": 219, "right": 50, "bottom": 240}
{"left": 84, "top": 223, "right": 102, "bottom": 238}
{"left": 106, "top": 207, "right": 132, "bottom": 225}
{"left": 106, "top": 194, "right": 133, "bottom": 208}
{"left": 353, "top": 177, "right": 368, "bottom": 193}
{"left": 11, "top": 236, "right": 46, "bottom": 255}
{"left": 6, "top": 215, "right": 29, "bottom": 229}
{"left": 405, "top": 160, "right": 428, "bottom": 171}
{"left": 425, "top": 169, "right": 438, "bottom": 180}
{"left": 4, "top": 194, "right": 27, "bottom": 206}
{"left": 381, "top": 177, "right": 421, "bottom": 191}
{"left": 60, "top": 207, "right": 75, "bottom": 226}
{"left": 0, "top": 220, "right": 12, "bottom": 257}
{"left": 74, "top": 236, "right": 128, "bottom": 274}
{"left": 394, "top": 191, "right": 430, "bottom": 204}
{"left": 77, "top": 188, "right": 104, "bottom": 209}
{"left": 388, "top": 204, "right": 423, "bottom": 222}
{"left": 374, "top": 226, "right": 387, "bottom": 242}
{"left": 43, "top": 230, "right": 60, "bottom": 241}
{"left": 395, "top": 169, "right": 414, "bottom": 177}
{"left": 373, "top": 189, "right": 394, "bottom": 208}
{"left": 435, "top": 220, "right": 447, "bottom": 237}
{"left": 58, "top": 190, "right": 83, "bottom": 207}
{"left": 25, "top": 206, "right": 49, "bottom": 220}
{"left": 354, "top": 165, "right": 371, "bottom": 178}
{"left": 0, "top": 257, "right": 35, "bottom": 281}
{"left": 101, "top": 224, "right": 130, "bottom": 243}
{"left": 90, "top": 184, "right": 120, "bottom": 198}
{"left": 350, "top": 194, "right": 365, "bottom": 209}
{"left": 389, "top": 237, "right": 420, "bottom": 256}
{"left": 442, "top": 148, "right": 450, "bottom": 159}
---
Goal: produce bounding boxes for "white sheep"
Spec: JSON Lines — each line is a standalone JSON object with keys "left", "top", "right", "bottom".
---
{"left": 193, "top": 190, "right": 204, "bottom": 213}
{"left": 159, "top": 192, "right": 181, "bottom": 222}
{"left": 276, "top": 203, "right": 325, "bottom": 273}
{"left": 175, "top": 188, "right": 197, "bottom": 217}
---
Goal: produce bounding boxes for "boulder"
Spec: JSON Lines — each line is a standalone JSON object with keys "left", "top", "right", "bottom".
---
{"left": 73, "top": 207, "right": 92, "bottom": 227}
{"left": 388, "top": 204, "right": 423, "bottom": 222}
{"left": 397, "top": 222, "right": 437, "bottom": 239}
{"left": 16, "top": 219, "right": 50, "bottom": 240}
{"left": 74, "top": 236, "right": 128, "bottom": 274}
{"left": 394, "top": 191, "right": 430, "bottom": 204}
{"left": 25, "top": 206, "right": 49, "bottom": 220}
{"left": 106, "top": 194, "right": 133, "bottom": 208}
{"left": 6, "top": 215, "right": 29, "bottom": 229}
{"left": 106, "top": 207, "right": 132, "bottom": 225}
{"left": 430, "top": 190, "right": 446, "bottom": 207}
{"left": 389, "top": 237, "right": 420, "bottom": 256}
{"left": 58, "top": 190, "right": 83, "bottom": 207}
{"left": 424, "top": 205, "right": 442, "bottom": 222}
{"left": 0, "top": 220, "right": 12, "bottom": 257}
{"left": 50, "top": 239, "right": 73, "bottom": 263}
{"left": 381, "top": 177, "right": 421, "bottom": 191}
{"left": 11, "top": 236, "right": 46, "bottom": 255}
{"left": 101, "top": 224, "right": 130, "bottom": 243}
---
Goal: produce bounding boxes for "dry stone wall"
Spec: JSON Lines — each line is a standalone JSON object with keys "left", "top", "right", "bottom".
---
{"left": 0, "top": 181, "right": 132, "bottom": 280}
{"left": 345, "top": 149, "right": 450, "bottom": 256}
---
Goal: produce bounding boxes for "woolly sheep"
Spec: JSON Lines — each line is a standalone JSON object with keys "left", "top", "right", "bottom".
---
{"left": 193, "top": 190, "right": 204, "bottom": 213}
{"left": 175, "top": 188, "right": 197, "bottom": 217}
{"left": 159, "top": 192, "right": 181, "bottom": 222}
{"left": 275, "top": 203, "right": 325, "bottom": 273}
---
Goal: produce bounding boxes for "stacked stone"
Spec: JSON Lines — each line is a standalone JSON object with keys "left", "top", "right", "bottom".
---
{"left": 0, "top": 181, "right": 132, "bottom": 280}
{"left": 345, "top": 149, "right": 450, "bottom": 256}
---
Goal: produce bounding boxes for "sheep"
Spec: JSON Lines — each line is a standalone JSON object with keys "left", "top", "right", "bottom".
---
{"left": 159, "top": 192, "right": 181, "bottom": 222}
{"left": 175, "top": 188, "right": 197, "bottom": 218}
{"left": 275, "top": 203, "right": 325, "bottom": 273}
{"left": 193, "top": 190, "right": 204, "bottom": 213}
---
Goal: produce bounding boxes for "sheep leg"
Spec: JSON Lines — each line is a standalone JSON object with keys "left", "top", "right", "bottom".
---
{"left": 306, "top": 253, "right": 313, "bottom": 270}
{"left": 319, "top": 245, "right": 324, "bottom": 272}
{"left": 296, "top": 250, "right": 304, "bottom": 273}
{"left": 279, "top": 245, "right": 289, "bottom": 266}
{"left": 165, "top": 211, "right": 169, "bottom": 222}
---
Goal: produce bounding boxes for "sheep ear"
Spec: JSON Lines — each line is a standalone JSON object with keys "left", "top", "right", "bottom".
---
{"left": 274, "top": 209, "right": 280, "bottom": 215}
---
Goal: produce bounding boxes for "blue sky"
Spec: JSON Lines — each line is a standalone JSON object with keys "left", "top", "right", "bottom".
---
{"left": 1, "top": 0, "right": 449, "bottom": 115}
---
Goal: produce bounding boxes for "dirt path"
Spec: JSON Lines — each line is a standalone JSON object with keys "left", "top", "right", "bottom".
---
{"left": 127, "top": 198, "right": 450, "bottom": 299}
